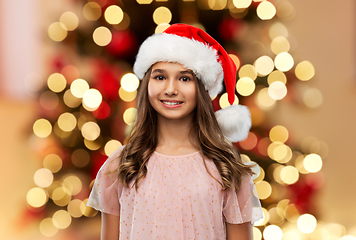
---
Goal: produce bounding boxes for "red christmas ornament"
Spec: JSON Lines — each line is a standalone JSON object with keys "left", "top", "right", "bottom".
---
{"left": 106, "top": 30, "right": 137, "bottom": 58}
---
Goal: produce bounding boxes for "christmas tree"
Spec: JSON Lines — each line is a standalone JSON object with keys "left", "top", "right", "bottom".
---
{"left": 25, "top": 0, "right": 344, "bottom": 239}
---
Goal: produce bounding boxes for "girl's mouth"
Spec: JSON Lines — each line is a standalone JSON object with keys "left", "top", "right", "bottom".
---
{"left": 160, "top": 100, "right": 184, "bottom": 108}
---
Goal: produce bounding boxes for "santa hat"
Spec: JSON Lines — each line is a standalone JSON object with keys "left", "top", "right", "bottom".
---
{"left": 133, "top": 23, "right": 251, "bottom": 142}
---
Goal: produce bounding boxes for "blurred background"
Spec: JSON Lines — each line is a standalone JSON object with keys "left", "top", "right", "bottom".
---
{"left": 0, "top": 0, "right": 355, "bottom": 239}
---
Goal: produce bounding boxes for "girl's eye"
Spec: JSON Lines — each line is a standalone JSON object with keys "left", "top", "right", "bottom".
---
{"left": 180, "top": 76, "right": 191, "bottom": 82}
{"left": 154, "top": 75, "right": 165, "bottom": 80}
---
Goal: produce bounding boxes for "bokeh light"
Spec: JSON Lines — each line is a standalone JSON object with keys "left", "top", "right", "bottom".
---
{"left": 153, "top": 7, "right": 172, "bottom": 25}
{"left": 121, "top": 73, "right": 140, "bottom": 92}
{"left": 256, "top": 88, "right": 276, "bottom": 110}
{"left": 269, "top": 125, "right": 289, "bottom": 143}
{"left": 59, "top": 11, "right": 79, "bottom": 31}
{"left": 275, "top": 52, "right": 294, "bottom": 72}
{"left": 70, "top": 79, "right": 90, "bottom": 98}
{"left": 43, "top": 154, "right": 63, "bottom": 173}
{"left": 105, "top": 5, "right": 124, "bottom": 25}
{"left": 58, "top": 113, "right": 77, "bottom": 132}
{"left": 52, "top": 187, "right": 72, "bottom": 207}
{"left": 239, "top": 64, "right": 257, "bottom": 80}
{"left": 155, "top": 23, "right": 170, "bottom": 33}
{"left": 280, "top": 166, "right": 299, "bottom": 185}
{"left": 39, "top": 218, "right": 58, "bottom": 237}
{"left": 295, "top": 61, "right": 315, "bottom": 81}
{"left": 269, "top": 22, "right": 288, "bottom": 39}
{"left": 27, "top": 187, "right": 48, "bottom": 208}
{"left": 254, "top": 207, "right": 268, "bottom": 226}
{"left": 93, "top": 26, "right": 112, "bottom": 46}
{"left": 82, "top": 89, "right": 102, "bottom": 111}
{"left": 297, "top": 214, "right": 317, "bottom": 233}
{"left": 81, "top": 121, "right": 100, "bottom": 141}
{"left": 256, "top": 1, "right": 276, "bottom": 20}
{"left": 119, "top": 88, "right": 137, "bottom": 102}
{"left": 67, "top": 199, "right": 86, "bottom": 218}
{"left": 40, "top": 91, "right": 59, "bottom": 110}
{"left": 47, "top": 73, "right": 67, "bottom": 93}
{"left": 63, "top": 89, "right": 82, "bottom": 108}
{"left": 263, "top": 225, "right": 283, "bottom": 240}
{"left": 255, "top": 56, "right": 274, "bottom": 76}
{"left": 255, "top": 180, "right": 272, "bottom": 200}
{"left": 48, "top": 22, "right": 67, "bottom": 42}
{"left": 83, "top": 2, "right": 102, "bottom": 21}
{"left": 34, "top": 168, "right": 54, "bottom": 188}
{"left": 303, "top": 88, "right": 323, "bottom": 108}
{"left": 219, "top": 92, "right": 239, "bottom": 109}
{"left": 271, "top": 36, "right": 290, "bottom": 55}
{"left": 104, "top": 140, "right": 122, "bottom": 156}
{"left": 137, "top": 0, "right": 153, "bottom": 4}
{"left": 52, "top": 210, "right": 72, "bottom": 229}
{"left": 82, "top": 198, "right": 99, "bottom": 217}
{"left": 63, "top": 175, "right": 82, "bottom": 195}
{"left": 268, "top": 81, "right": 287, "bottom": 100}
{"left": 33, "top": 119, "right": 52, "bottom": 138}
{"left": 229, "top": 54, "right": 241, "bottom": 70}
{"left": 123, "top": 108, "right": 138, "bottom": 125}
{"left": 253, "top": 227, "right": 262, "bottom": 240}
{"left": 303, "top": 153, "right": 323, "bottom": 173}
{"left": 236, "top": 77, "right": 255, "bottom": 96}
{"left": 276, "top": 1, "right": 296, "bottom": 21}
{"left": 267, "top": 70, "right": 287, "bottom": 85}
{"left": 233, "top": 0, "right": 252, "bottom": 9}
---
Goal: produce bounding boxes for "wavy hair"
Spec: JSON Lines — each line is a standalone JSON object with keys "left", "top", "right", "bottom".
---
{"left": 117, "top": 67, "right": 253, "bottom": 191}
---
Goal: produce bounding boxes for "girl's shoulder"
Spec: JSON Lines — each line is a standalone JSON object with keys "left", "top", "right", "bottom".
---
{"left": 101, "top": 145, "right": 126, "bottom": 172}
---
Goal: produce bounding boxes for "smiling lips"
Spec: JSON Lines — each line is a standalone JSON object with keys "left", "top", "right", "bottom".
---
{"left": 160, "top": 100, "right": 184, "bottom": 108}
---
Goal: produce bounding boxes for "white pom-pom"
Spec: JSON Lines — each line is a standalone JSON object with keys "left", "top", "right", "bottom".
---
{"left": 215, "top": 104, "right": 251, "bottom": 142}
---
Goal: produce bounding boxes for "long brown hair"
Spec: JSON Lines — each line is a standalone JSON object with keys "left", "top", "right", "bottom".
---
{"left": 117, "top": 67, "right": 253, "bottom": 191}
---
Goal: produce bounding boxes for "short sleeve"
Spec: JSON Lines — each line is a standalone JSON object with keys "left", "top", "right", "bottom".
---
{"left": 86, "top": 146, "right": 124, "bottom": 216}
{"left": 223, "top": 175, "right": 263, "bottom": 225}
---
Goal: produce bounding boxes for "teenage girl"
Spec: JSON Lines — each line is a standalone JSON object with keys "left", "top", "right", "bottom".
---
{"left": 87, "top": 23, "right": 263, "bottom": 240}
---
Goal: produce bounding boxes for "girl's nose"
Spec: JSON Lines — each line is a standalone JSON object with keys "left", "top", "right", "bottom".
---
{"left": 164, "top": 78, "right": 178, "bottom": 96}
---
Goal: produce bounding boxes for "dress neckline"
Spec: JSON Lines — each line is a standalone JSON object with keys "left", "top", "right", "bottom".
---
{"left": 153, "top": 150, "right": 200, "bottom": 158}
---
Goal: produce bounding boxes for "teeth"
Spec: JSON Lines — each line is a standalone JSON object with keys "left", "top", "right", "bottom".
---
{"left": 162, "top": 101, "right": 182, "bottom": 105}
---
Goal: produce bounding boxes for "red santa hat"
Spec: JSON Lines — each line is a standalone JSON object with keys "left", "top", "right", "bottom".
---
{"left": 133, "top": 23, "right": 251, "bottom": 142}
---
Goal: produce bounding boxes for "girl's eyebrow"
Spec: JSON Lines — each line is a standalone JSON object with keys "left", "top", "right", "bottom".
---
{"left": 151, "top": 69, "right": 193, "bottom": 75}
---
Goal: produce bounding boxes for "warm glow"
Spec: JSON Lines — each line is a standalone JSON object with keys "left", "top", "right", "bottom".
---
{"left": 276, "top": 1, "right": 296, "bottom": 21}
{"left": 52, "top": 187, "right": 71, "bottom": 207}
{"left": 274, "top": 52, "right": 294, "bottom": 72}
{"left": 121, "top": 73, "right": 140, "bottom": 92}
{"left": 34, "top": 168, "right": 54, "bottom": 188}
{"left": 263, "top": 225, "right": 283, "bottom": 240}
{"left": 255, "top": 181, "right": 272, "bottom": 200}
{"left": 229, "top": 54, "right": 241, "bottom": 70}
{"left": 33, "top": 119, "right": 52, "bottom": 138}
{"left": 219, "top": 93, "right": 239, "bottom": 109}
{"left": 83, "top": 198, "right": 99, "bottom": 217}
{"left": 256, "top": 88, "right": 276, "bottom": 110}
{"left": 269, "top": 22, "right": 288, "bottom": 39}
{"left": 303, "top": 153, "right": 323, "bottom": 173}
{"left": 137, "top": 0, "right": 153, "bottom": 4}
{"left": 39, "top": 218, "right": 58, "bottom": 237}
{"left": 60, "top": 12, "right": 79, "bottom": 31}
{"left": 256, "top": 1, "right": 276, "bottom": 20}
{"left": 153, "top": 7, "right": 172, "bottom": 25}
{"left": 71, "top": 149, "right": 91, "bottom": 168}
{"left": 253, "top": 227, "right": 262, "bottom": 240}
{"left": 105, "top": 5, "right": 124, "bottom": 25}
{"left": 40, "top": 91, "right": 59, "bottom": 110}
{"left": 52, "top": 210, "right": 72, "bottom": 229}
{"left": 67, "top": 199, "right": 86, "bottom": 218}
{"left": 84, "top": 138, "right": 102, "bottom": 151}
{"left": 123, "top": 108, "right": 138, "bottom": 125}
{"left": 155, "top": 23, "right": 170, "bottom": 33}
{"left": 71, "top": 79, "right": 90, "bottom": 98}
{"left": 119, "top": 88, "right": 137, "bottom": 102}
{"left": 104, "top": 140, "right": 122, "bottom": 156}
{"left": 297, "top": 214, "right": 317, "bottom": 233}
{"left": 43, "top": 154, "right": 63, "bottom": 173}
{"left": 281, "top": 231, "right": 300, "bottom": 240}
{"left": 236, "top": 77, "right": 255, "bottom": 96}
{"left": 27, "top": 187, "right": 48, "bottom": 208}
{"left": 48, "top": 22, "right": 67, "bottom": 42}
{"left": 47, "top": 73, "right": 67, "bottom": 93}
{"left": 63, "top": 90, "right": 82, "bottom": 108}
{"left": 58, "top": 112, "right": 77, "bottom": 132}
{"left": 233, "top": 0, "right": 252, "bottom": 9}
{"left": 239, "top": 64, "right": 257, "bottom": 80}
{"left": 93, "top": 26, "right": 112, "bottom": 46}
{"left": 83, "top": 2, "right": 102, "bottom": 21}
{"left": 295, "top": 61, "right": 315, "bottom": 81}
{"left": 82, "top": 89, "right": 102, "bottom": 111}
{"left": 63, "top": 175, "right": 82, "bottom": 196}
{"left": 268, "top": 81, "right": 287, "bottom": 100}
{"left": 269, "top": 125, "right": 289, "bottom": 143}
{"left": 208, "top": 0, "right": 228, "bottom": 10}
{"left": 81, "top": 121, "right": 100, "bottom": 141}
{"left": 255, "top": 56, "right": 274, "bottom": 76}
{"left": 280, "top": 166, "right": 299, "bottom": 185}
{"left": 271, "top": 36, "right": 290, "bottom": 55}
{"left": 268, "top": 70, "right": 287, "bottom": 85}
{"left": 303, "top": 88, "right": 323, "bottom": 108}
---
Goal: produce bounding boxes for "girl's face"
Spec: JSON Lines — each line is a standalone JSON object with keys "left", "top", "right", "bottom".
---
{"left": 148, "top": 62, "right": 197, "bottom": 121}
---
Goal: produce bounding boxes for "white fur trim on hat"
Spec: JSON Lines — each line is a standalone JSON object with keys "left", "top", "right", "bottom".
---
{"left": 133, "top": 33, "right": 224, "bottom": 97}
{"left": 215, "top": 104, "right": 251, "bottom": 142}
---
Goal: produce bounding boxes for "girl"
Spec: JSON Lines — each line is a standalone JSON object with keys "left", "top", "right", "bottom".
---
{"left": 87, "top": 24, "right": 263, "bottom": 240}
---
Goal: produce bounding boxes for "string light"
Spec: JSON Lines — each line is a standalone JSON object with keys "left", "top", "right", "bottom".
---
{"left": 153, "top": 7, "right": 172, "bottom": 25}
{"left": 93, "top": 26, "right": 112, "bottom": 46}
{"left": 60, "top": 12, "right": 79, "bottom": 31}
{"left": 83, "top": 2, "right": 102, "bottom": 21}
{"left": 33, "top": 119, "right": 52, "bottom": 138}
{"left": 105, "top": 5, "right": 124, "bottom": 25}
{"left": 121, "top": 73, "right": 140, "bottom": 92}
{"left": 219, "top": 93, "right": 239, "bottom": 109}
{"left": 48, "top": 22, "right": 67, "bottom": 42}
{"left": 263, "top": 225, "right": 283, "bottom": 240}
{"left": 256, "top": 1, "right": 276, "bottom": 20}
{"left": 233, "top": 0, "right": 252, "bottom": 9}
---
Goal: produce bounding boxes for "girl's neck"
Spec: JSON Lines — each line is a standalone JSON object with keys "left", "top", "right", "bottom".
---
{"left": 155, "top": 115, "right": 199, "bottom": 156}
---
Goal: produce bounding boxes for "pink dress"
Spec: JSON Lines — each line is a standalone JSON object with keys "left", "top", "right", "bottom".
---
{"left": 87, "top": 146, "right": 263, "bottom": 239}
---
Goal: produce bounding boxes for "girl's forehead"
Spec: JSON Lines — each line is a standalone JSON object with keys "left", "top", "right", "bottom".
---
{"left": 151, "top": 61, "right": 193, "bottom": 73}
